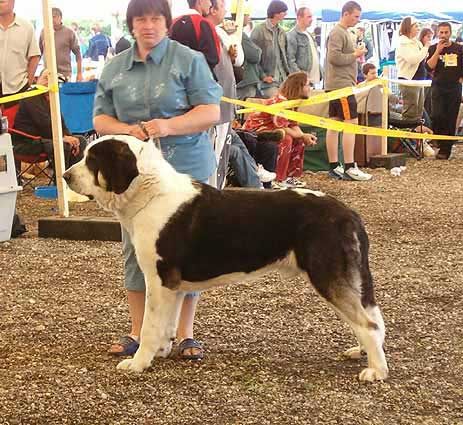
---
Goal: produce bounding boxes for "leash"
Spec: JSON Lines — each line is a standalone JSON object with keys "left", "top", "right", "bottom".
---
{"left": 137, "top": 121, "right": 163, "bottom": 154}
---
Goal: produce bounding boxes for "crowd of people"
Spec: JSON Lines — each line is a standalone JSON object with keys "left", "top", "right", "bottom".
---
{"left": 1, "top": 0, "right": 463, "bottom": 360}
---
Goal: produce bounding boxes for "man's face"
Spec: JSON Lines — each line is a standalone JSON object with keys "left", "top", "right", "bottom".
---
{"left": 52, "top": 12, "right": 62, "bottom": 29}
{"left": 344, "top": 9, "right": 361, "bottom": 28}
{"left": 299, "top": 8, "right": 313, "bottom": 29}
{"left": 273, "top": 10, "right": 287, "bottom": 23}
{"left": 210, "top": 0, "right": 225, "bottom": 25}
{"left": 437, "top": 26, "right": 451, "bottom": 42}
{"left": 365, "top": 68, "right": 377, "bottom": 81}
{"left": 198, "top": 0, "right": 212, "bottom": 16}
{"left": 0, "top": 0, "right": 14, "bottom": 16}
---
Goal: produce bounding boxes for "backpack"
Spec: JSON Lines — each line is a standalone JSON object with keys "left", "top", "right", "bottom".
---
{"left": 170, "top": 14, "right": 221, "bottom": 71}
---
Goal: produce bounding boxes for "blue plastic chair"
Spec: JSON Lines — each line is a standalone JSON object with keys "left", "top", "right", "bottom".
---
{"left": 59, "top": 81, "right": 97, "bottom": 136}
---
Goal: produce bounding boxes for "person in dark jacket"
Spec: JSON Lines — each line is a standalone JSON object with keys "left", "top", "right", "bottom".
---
{"left": 231, "top": 12, "right": 263, "bottom": 99}
{"left": 250, "top": 0, "right": 289, "bottom": 97}
{"left": 169, "top": 0, "right": 221, "bottom": 72}
{"left": 115, "top": 35, "right": 131, "bottom": 54}
{"left": 12, "top": 70, "right": 87, "bottom": 170}
{"left": 85, "top": 24, "right": 112, "bottom": 61}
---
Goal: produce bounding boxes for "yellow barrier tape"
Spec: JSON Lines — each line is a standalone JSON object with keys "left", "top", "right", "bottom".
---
{"left": 0, "top": 84, "right": 50, "bottom": 105}
{"left": 223, "top": 96, "right": 462, "bottom": 141}
{"left": 237, "top": 79, "right": 384, "bottom": 114}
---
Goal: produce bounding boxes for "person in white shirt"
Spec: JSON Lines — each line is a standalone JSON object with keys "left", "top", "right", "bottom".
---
{"left": 0, "top": 0, "right": 40, "bottom": 100}
{"left": 396, "top": 16, "right": 430, "bottom": 120}
{"left": 286, "top": 7, "right": 321, "bottom": 85}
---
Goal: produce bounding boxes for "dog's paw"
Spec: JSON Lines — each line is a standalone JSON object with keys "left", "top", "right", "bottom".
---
{"left": 155, "top": 340, "right": 173, "bottom": 358}
{"left": 358, "top": 367, "right": 388, "bottom": 382}
{"left": 116, "top": 358, "right": 149, "bottom": 373}
{"left": 343, "top": 346, "right": 366, "bottom": 360}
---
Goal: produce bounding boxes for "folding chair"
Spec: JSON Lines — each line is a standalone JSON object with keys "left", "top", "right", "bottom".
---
{"left": 2, "top": 104, "right": 53, "bottom": 188}
{"left": 388, "top": 112, "right": 425, "bottom": 160}
{"left": 59, "top": 81, "right": 98, "bottom": 140}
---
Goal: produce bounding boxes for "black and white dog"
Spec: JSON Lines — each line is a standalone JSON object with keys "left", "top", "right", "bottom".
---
{"left": 64, "top": 135, "right": 388, "bottom": 381}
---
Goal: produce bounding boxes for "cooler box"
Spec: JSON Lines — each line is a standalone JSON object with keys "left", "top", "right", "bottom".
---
{"left": 0, "top": 133, "right": 22, "bottom": 242}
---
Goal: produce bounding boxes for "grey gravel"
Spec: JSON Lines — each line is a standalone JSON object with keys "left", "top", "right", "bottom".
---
{"left": 1, "top": 147, "right": 463, "bottom": 424}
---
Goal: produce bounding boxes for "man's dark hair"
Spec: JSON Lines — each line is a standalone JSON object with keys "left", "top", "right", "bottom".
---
{"left": 341, "top": 1, "right": 361, "bottom": 15}
{"left": 210, "top": 0, "right": 218, "bottom": 9}
{"left": 187, "top": 0, "right": 196, "bottom": 7}
{"left": 126, "top": 0, "right": 172, "bottom": 34}
{"left": 437, "top": 22, "right": 452, "bottom": 30}
{"left": 52, "top": 7, "right": 62, "bottom": 18}
{"left": 267, "top": 0, "right": 288, "bottom": 19}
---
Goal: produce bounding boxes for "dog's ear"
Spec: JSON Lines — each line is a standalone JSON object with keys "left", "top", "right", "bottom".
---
{"left": 86, "top": 139, "right": 139, "bottom": 194}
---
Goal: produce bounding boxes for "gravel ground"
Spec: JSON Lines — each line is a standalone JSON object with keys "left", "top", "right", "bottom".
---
{"left": 1, "top": 149, "right": 463, "bottom": 424}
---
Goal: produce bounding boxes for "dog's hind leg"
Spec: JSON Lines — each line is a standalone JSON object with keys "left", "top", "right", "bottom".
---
{"left": 301, "top": 222, "right": 388, "bottom": 381}
{"left": 326, "top": 287, "right": 388, "bottom": 382}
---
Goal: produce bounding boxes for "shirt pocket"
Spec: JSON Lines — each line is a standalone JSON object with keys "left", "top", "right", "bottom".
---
{"left": 9, "top": 46, "right": 28, "bottom": 73}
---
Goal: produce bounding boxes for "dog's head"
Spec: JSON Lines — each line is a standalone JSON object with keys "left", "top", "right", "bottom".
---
{"left": 64, "top": 135, "right": 160, "bottom": 210}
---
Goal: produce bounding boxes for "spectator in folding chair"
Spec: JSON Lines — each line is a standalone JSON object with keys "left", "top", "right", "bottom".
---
{"left": 227, "top": 129, "right": 276, "bottom": 189}
{"left": 243, "top": 72, "right": 317, "bottom": 189}
{"left": 12, "top": 70, "right": 87, "bottom": 174}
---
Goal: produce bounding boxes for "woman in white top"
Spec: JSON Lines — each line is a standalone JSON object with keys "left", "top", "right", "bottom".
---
{"left": 396, "top": 17, "right": 430, "bottom": 120}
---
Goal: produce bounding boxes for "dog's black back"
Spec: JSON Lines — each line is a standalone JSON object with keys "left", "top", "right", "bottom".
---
{"left": 156, "top": 184, "right": 374, "bottom": 307}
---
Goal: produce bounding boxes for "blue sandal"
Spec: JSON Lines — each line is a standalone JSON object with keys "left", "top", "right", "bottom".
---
{"left": 108, "top": 335, "right": 139, "bottom": 357}
{"left": 177, "top": 338, "right": 204, "bottom": 361}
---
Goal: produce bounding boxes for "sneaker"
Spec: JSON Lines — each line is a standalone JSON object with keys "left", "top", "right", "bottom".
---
{"left": 328, "top": 165, "right": 346, "bottom": 180}
{"left": 328, "top": 169, "right": 342, "bottom": 180}
{"left": 344, "top": 164, "right": 372, "bottom": 181}
{"left": 256, "top": 164, "right": 276, "bottom": 183}
{"left": 284, "top": 177, "right": 307, "bottom": 188}
{"left": 256, "top": 129, "right": 285, "bottom": 143}
{"left": 423, "top": 141, "right": 435, "bottom": 158}
{"left": 271, "top": 181, "right": 286, "bottom": 190}
{"left": 333, "top": 165, "right": 344, "bottom": 178}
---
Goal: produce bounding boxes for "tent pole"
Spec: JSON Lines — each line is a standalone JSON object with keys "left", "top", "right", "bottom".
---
{"left": 234, "top": 0, "right": 246, "bottom": 44}
{"left": 381, "top": 65, "right": 389, "bottom": 155}
{"left": 41, "top": 0, "right": 68, "bottom": 217}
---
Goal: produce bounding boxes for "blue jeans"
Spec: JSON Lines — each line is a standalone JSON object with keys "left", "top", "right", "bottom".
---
{"left": 229, "top": 130, "right": 261, "bottom": 188}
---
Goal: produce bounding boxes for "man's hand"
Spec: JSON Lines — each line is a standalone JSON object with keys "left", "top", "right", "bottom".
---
{"left": 436, "top": 39, "right": 450, "bottom": 54}
{"left": 228, "top": 45, "right": 238, "bottom": 64}
{"left": 302, "top": 133, "right": 317, "bottom": 146}
{"left": 143, "top": 119, "right": 170, "bottom": 138}
{"left": 63, "top": 135, "right": 81, "bottom": 156}
{"left": 262, "top": 75, "right": 274, "bottom": 84}
{"left": 128, "top": 124, "right": 149, "bottom": 141}
{"left": 354, "top": 47, "right": 367, "bottom": 58}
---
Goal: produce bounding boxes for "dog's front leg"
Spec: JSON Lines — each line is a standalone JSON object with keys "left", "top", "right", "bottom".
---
{"left": 117, "top": 272, "right": 178, "bottom": 373}
{"left": 116, "top": 273, "right": 163, "bottom": 372}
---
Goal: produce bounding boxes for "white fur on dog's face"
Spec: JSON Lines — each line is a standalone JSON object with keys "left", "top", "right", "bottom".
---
{"left": 63, "top": 135, "right": 159, "bottom": 208}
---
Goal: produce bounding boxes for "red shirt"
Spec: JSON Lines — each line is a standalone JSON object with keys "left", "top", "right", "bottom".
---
{"left": 243, "top": 94, "right": 298, "bottom": 132}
